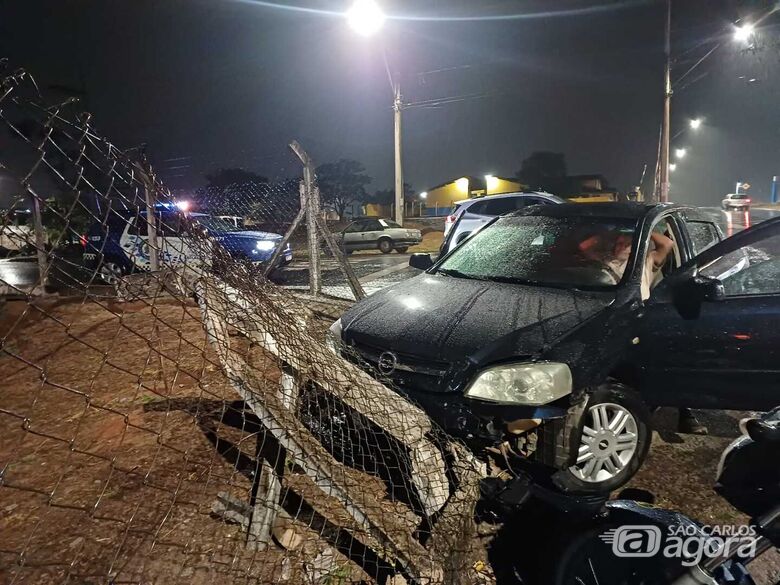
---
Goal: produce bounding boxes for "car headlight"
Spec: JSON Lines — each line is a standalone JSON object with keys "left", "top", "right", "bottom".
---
{"left": 464, "top": 362, "right": 572, "bottom": 405}
{"left": 256, "top": 240, "right": 276, "bottom": 251}
{"left": 326, "top": 318, "right": 342, "bottom": 355}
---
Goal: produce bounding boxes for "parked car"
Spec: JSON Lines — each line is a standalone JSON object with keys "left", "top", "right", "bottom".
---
{"left": 722, "top": 192, "right": 752, "bottom": 211}
{"left": 441, "top": 191, "right": 563, "bottom": 255}
{"left": 83, "top": 209, "right": 292, "bottom": 284}
{"left": 330, "top": 202, "right": 780, "bottom": 494}
{"left": 337, "top": 217, "right": 421, "bottom": 254}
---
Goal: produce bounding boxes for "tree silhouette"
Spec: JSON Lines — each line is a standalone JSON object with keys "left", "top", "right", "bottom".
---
{"left": 315, "top": 159, "right": 372, "bottom": 219}
{"left": 516, "top": 152, "right": 567, "bottom": 192}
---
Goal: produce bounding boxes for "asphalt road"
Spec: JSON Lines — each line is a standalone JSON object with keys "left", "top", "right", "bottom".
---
{"left": 1, "top": 207, "right": 777, "bottom": 296}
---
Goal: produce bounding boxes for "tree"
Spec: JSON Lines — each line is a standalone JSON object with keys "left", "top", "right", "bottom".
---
{"left": 199, "top": 168, "right": 270, "bottom": 215}
{"left": 516, "top": 152, "right": 568, "bottom": 192}
{"left": 368, "top": 183, "right": 415, "bottom": 205}
{"left": 315, "top": 159, "right": 372, "bottom": 219}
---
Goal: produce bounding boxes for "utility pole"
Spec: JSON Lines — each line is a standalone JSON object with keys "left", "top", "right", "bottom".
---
{"left": 659, "top": 0, "right": 672, "bottom": 203}
{"left": 393, "top": 81, "right": 404, "bottom": 226}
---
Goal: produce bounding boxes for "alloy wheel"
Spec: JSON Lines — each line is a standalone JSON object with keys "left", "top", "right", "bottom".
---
{"left": 99, "top": 262, "right": 123, "bottom": 285}
{"left": 570, "top": 402, "right": 638, "bottom": 483}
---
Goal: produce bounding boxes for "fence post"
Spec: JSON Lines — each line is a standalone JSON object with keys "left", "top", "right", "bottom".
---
{"left": 134, "top": 160, "right": 160, "bottom": 272}
{"left": 30, "top": 194, "right": 47, "bottom": 290}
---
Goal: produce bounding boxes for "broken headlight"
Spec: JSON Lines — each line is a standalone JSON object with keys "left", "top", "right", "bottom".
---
{"left": 464, "top": 362, "right": 572, "bottom": 406}
{"left": 326, "top": 318, "right": 343, "bottom": 355}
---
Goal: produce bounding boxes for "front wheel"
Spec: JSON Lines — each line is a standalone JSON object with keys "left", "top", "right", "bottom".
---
{"left": 98, "top": 261, "right": 125, "bottom": 285}
{"left": 378, "top": 239, "right": 393, "bottom": 254}
{"left": 554, "top": 384, "right": 651, "bottom": 494}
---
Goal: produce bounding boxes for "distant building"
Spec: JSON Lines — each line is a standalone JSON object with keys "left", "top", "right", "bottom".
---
{"left": 422, "top": 175, "right": 527, "bottom": 216}
{"left": 564, "top": 175, "right": 619, "bottom": 202}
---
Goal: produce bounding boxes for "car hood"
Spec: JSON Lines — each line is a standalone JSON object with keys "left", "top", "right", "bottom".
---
{"left": 212, "top": 230, "right": 282, "bottom": 240}
{"left": 341, "top": 272, "right": 613, "bottom": 364}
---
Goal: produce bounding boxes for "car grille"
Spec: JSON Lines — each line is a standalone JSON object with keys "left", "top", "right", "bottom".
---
{"left": 343, "top": 340, "right": 455, "bottom": 394}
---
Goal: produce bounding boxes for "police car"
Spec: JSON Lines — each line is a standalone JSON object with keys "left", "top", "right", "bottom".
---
{"left": 82, "top": 208, "right": 292, "bottom": 284}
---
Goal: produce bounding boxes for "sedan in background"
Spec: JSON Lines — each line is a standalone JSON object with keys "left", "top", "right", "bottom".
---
{"left": 441, "top": 191, "right": 564, "bottom": 255}
{"left": 722, "top": 192, "right": 752, "bottom": 211}
{"left": 338, "top": 217, "right": 422, "bottom": 254}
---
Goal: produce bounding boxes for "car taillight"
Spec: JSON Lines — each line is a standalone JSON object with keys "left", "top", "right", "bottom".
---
{"left": 445, "top": 214, "right": 456, "bottom": 225}
{"left": 745, "top": 198, "right": 751, "bottom": 203}
{"left": 80, "top": 234, "right": 87, "bottom": 248}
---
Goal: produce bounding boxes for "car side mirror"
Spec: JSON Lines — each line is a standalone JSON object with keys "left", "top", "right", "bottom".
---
{"left": 672, "top": 275, "right": 724, "bottom": 319}
{"left": 409, "top": 253, "right": 433, "bottom": 270}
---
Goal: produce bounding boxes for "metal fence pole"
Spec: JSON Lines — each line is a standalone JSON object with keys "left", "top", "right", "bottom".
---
{"left": 30, "top": 193, "right": 47, "bottom": 290}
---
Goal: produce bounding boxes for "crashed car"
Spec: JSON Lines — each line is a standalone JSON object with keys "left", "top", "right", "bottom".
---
{"left": 329, "top": 203, "right": 780, "bottom": 493}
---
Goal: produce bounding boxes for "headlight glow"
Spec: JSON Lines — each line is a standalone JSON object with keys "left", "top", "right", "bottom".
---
{"left": 256, "top": 240, "right": 276, "bottom": 251}
{"left": 326, "top": 318, "right": 343, "bottom": 354}
{"left": 464, "top": 362, "right": 572, "bottom": 405}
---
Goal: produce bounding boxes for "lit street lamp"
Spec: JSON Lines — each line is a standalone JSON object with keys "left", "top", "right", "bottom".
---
{"left": 419, "top": 191, "right": 428, "bottom": 199}
{"left": 734, "top": 23, "right": 755, "bottom": 43}
{"left": 346, "top": 0, "right": 385, "bottom": 36}
{"left": 689, "top": 118, "right": 702, "bottom": 130}
{"left": 670, "top": 163, "right": 677, "bottom": 172}
{"left": 345, "top": 0, "right": 406, "bottom": 225}
{"left": 675, "top": 148, "right": 687, "bottom": 159}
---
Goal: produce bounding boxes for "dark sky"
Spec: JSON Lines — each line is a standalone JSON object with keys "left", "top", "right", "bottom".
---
{"left": 2, "top": 0, "right": 779, "bottom": 205}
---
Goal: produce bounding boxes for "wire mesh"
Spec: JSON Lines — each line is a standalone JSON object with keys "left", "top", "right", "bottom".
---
{"left": 0, "top": 63, "right": 488, "bottom": 584}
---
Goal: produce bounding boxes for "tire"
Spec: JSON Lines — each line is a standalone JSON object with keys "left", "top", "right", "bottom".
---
{"left": 98, "top": 261, "right": 124, "bottom": 285}
{"left": 395, "top": 246, "right": 408, "bottom": 254}
{"left": 378, "top": 238, "right": 393, "bottom": 254}
{"left": 553, "top": 384, "right": 651, "bottom": 494}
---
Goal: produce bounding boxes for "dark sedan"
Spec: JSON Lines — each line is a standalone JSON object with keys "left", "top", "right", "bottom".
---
{"left": 329, "top": 203, "right": 780, "bottom": 494}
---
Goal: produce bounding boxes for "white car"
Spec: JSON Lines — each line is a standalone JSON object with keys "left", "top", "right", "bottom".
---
{"left": 339, "top": 217, "right": 422, "bottom": 254}
{"left": 722, "top": 193, "right": 751, "bottom": 211}
{"left": 440, "top": 191, "right": 563, "bottom": 255}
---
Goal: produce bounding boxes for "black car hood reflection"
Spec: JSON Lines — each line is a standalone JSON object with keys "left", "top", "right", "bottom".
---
{"left": 341, "top": 272, "right": 613, "bottom": 364}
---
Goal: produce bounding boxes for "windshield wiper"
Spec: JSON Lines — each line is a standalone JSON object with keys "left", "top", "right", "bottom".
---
{"left": 437, "top": 268, "right": 477, "bottom": 280}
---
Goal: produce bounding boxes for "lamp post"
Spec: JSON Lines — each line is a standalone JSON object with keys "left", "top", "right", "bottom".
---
{"left": 346, "top": 0, "right": 406, "bottom": 225}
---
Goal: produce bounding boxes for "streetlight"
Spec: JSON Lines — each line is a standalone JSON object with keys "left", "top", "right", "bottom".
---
{"left": 346, "top": 1, "right": 406, "bottom": 225}
{"left": 689, "top": 118, "right": 702, "bottom": 130}
{"left": 419, "top": 191, "right": 428, "bottom": 199}
{"left": 670, "top": 163, "right": 677, "bottom": 172}
{"left": 734, "top": 23, "right": 755, "bottom": 43}
{"left": 675, "top": 148, "right": 687, "bottom": 159}
{"left": 346, "top": 0, "right": 385, "bottom": 37}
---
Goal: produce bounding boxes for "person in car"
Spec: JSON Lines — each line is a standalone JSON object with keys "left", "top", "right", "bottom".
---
{"left": 578, "top": 228, "right": 708, "bottom": 435}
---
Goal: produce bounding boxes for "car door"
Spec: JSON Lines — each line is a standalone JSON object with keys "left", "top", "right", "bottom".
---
{"left": 360, "top": 219, "right": 385, "bottom": 246}
{"left": 342, "top": 220, "right": 367, "bottom": 249}
{"left": 635, "top": 217, "right": 780, "bottom": 411}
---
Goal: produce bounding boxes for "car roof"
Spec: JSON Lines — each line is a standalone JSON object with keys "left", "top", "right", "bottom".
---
{"left": 456, "top": 191, "right": 561, "bottom": 207}
{"left": 509, "top": 202, "right": 685, "bottom": 220}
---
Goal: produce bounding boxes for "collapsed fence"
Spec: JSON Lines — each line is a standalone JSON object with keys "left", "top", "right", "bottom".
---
{"left": 0, "top": 63, "right": 491, "bottom": 584}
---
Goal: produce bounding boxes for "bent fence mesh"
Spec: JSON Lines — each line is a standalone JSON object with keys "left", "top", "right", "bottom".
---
{"left": 0, "top": 64, "right": 488, "bottom": 583}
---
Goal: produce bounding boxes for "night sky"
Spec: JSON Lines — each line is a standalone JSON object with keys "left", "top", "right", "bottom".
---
{"left": 2, "top": 0, "right": 779, "bottom": 205}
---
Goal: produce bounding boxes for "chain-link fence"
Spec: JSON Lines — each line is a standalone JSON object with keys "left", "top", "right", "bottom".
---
{"left": 0, "top": 63, "right": 489, "bottom": 584}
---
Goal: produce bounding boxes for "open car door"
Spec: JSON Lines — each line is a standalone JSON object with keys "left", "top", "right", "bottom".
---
{"left": 635, "top": 216, "right": 780, "bottom": 411}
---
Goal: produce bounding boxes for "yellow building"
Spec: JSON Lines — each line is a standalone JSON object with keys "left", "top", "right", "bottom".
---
{"left": 422, "top": 175, "right": 527, "bottom": 216}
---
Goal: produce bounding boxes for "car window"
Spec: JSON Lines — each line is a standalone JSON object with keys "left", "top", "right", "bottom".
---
{"left": 380, "top": 219, "right": 400, "bottom": 228}
{"left": 467, "top": 198, "right": 520, "bottom": 216}
{"left": 687, "top": 221, "right": 720, "bottom": 254}
{"left": 344, "top": 221, "right": 365, "bottom": 233}
{"left": 158, "top": 213, "right": 185, "bottom": 237}
{"left": 363, "top": 219, "right": 383, "bottom": 231}
{"left": 126, "top": 215, "right": 147, "bottom": 236}
{"left": 700, "top": 234, "right": 780, "bottom": 296}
